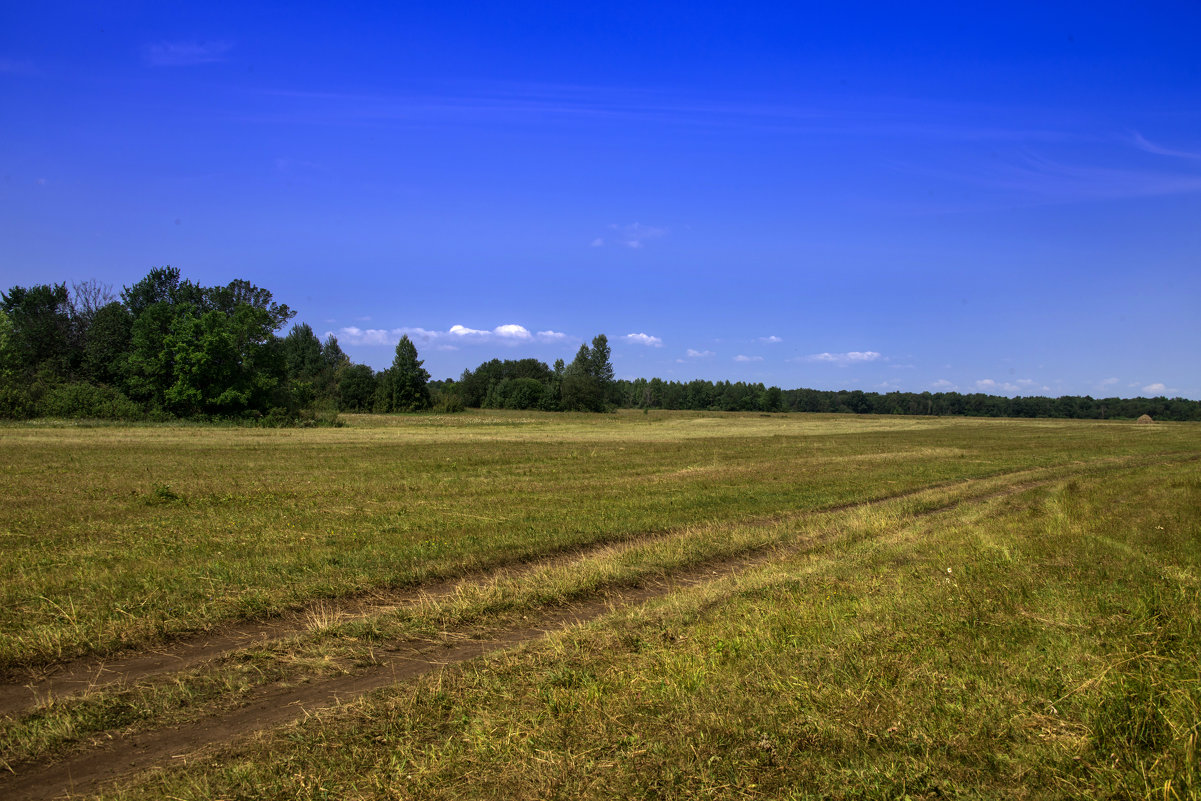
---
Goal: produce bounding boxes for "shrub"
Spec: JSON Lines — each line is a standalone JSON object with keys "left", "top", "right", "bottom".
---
{"left": 0, "top": 382, "right": 36, "bottom": 419}
{"left": 39, "top": 382, "right": 143, "bottom": 420}
{"left": 433, "top": 392, "right": 466, "bottom": 413}
{"left": 483, "top": 377, "right": 546, "bottom": 410}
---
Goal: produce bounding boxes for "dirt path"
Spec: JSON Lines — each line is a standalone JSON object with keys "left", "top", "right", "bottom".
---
{"left": 0, "top": 562, "right": 755, "bottom": 801}
{"left": 2, "top": 456, "right": 1188, "bottom": 801}
{"left": 0, "top": 463, "right": 1078, "bottom": 718}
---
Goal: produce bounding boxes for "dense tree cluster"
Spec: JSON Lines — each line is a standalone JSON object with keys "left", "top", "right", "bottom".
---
{"left": 450, "top": 335, "right": 619, "bottom": 412}
{"left": 3, "top": 269, "right": 1196, "bottom": 422}
{"left": 2, "top": 269, "right": 356, "bottom": 422}
{"left": 607, "top": 380, "right": 1201, "bottom": 420}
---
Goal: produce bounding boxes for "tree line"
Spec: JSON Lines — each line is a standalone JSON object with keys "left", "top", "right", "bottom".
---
{"left": 0, "top": 268, "right": 437, "bottom": 422}
{"left": 2, "top": 268, "right": 1197, "bottom": 422}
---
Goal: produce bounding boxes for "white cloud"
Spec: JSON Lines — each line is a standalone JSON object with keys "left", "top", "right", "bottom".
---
{"left": 449, "top": 323, "right": 538, "bottom": 343}
{"left": 759, "top": 335, "right": 783, "bottom": 343}
{"left": 335, "top": 323, "right": 569, "bottom": 348}
{"left": 804, "top": 351, "right": 882, "bottom": 365}
{"left": 1143, "top": 382, "right": 1168, "bottom": 395}
{"left": 1100, "top": 377, "right": 1120, "bottom": 386}
{"left": 593, "top": 223, "right": 666, "bottom": 249}
{"left": 685, "top": 349, "right": 715, "bottom": 358}
{"left": 930, "top": 379, "right": 956, "bottom": 390}
{"left": 336, "top": 326, "right": 395, "bottom": 346}
{"left": 143, "top": 40, "right": 233, "bottom": 67}
{"left": 398, "top": 327, "right": 444, "bottom": 342}
{"left": 624, "top": 332, "right": 663, "bottom": 347}
{"left": 734, "top": 355, "right": 763, "bottom": 362}
{"left": 494, "top": 324, "right": 533, "bottom": 340}
{"left": 448, "top": 324, "right": 489, "bottom": 338}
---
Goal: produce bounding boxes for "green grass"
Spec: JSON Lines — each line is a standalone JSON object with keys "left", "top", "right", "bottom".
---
{"left": 0, "top": 468, "right": 1060, "bottom": 767}
{"left": 1, "top": 411, "right": 1192, "bottom": 672}
{"left": 1, "top": 411, "right": 1198, "bottom": 798}
{"left": 84, "top": 460, "right": 1198, "bottom": 801}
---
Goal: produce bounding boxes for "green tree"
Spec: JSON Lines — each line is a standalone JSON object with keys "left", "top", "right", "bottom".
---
{"left": 122, "top": 272, "right": 290, "bottom": 417}
{"left": 1, "top": 283, "right": 73, "bottom": 374}
{"left": 282, "top": 323, "right": 324, "bottom": 383}
{"left": 0, "top": 308, "right": 16, "bottom": 379}
{"left": 483, "top": 377, "right": 545, "bottom": 410}
{"left": 205, "top": 279, "right": 294, "bottom": 331}
{"left": 760, "top": 385, "right": 783, "bottom": 412}
{"left": 120, "top": 267, "right": 205, "bottom": 318}
{"left": 376, "top": 335, "right": 430, "bottom": 412}
{"left": 339, "top": 363, "right": 377, "bottom": 411}
{"left": 81, "top": 302, "right": 133, "bottom": 385}
{"left": 155, "top": 303, "right": 285, "bottom": 417}
{"left": 458, "top": 357, "right": 553, "bottom": 407}
{"left": 589, "top": 333, "right": 614, "bottom": 388}
{"left": 560, "top": 334, "right": 614, "bottom": 412}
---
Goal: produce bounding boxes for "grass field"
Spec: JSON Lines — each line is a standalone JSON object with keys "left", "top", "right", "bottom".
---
{"left": 1, "top": 411, "right": 1198, "bottom": 799}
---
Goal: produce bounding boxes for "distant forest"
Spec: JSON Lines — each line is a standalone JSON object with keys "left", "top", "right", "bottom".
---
{"left": 2, "top": 268, "right": 1197, "bottom": 422}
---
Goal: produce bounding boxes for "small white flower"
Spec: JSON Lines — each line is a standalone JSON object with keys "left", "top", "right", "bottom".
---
{"left": 946, "top": 567, "right": 952, "bottom": 574}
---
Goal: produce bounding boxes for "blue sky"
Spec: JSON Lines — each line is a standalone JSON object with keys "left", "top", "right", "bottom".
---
{"left": 2, "top": 2, "right": 1199, "bottom": 397}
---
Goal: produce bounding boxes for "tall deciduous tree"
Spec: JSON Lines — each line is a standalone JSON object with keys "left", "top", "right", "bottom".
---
{"left": 0, "top": 309, "right": 17, "bottom": 379}
{"left": 339, "top": 363, "right": 377, "bottom": 411}
{"left": 282, "top": 323, "right": 324, "bottom": 383}
{"left": 560, "top": 334, "right": 614, "bottom": 412}
{"left": 120, "top": 267, "right": 205, "bottom": 318}
{"left": 1, "top": 283, "right": 73, "bottom": 374}
{"left": 81, "top": 302, "right": 133, "bottom": 385}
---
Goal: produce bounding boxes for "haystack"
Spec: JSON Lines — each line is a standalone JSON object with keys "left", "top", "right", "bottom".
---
{"left": 1136, "top": 414, "right": 1154, "bottom": 424}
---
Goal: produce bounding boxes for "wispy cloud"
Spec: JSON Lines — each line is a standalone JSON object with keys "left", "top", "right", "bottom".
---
{"left": 685, "top": 349, "right": 715, "bottom": 358}
{"left": 255, "top": 83, "right": 1076, "bottom": 146}
{"left": 802, "top": 351, "right": 882, "bottom": 365}
{"left": 1132, "top": 132, "right": 1201, "bottom": 161}
{"left": 992, "top": 154, "right": 1201, "bottom": 203}
{"left": 930, "top": 379, "right": 957, "bottom": 391}
{"left": 1142, "top": 382, "right": 1168, "bottom": 395}
{"left": 758, "top": 335, "right": 783, "bottom": 344}
{"left": 143, "top": 40, "right": 233, "bottom": 67}
{"left": 734, "top": 354, "right": 763, "bottom": 362}
{"left": 624, "top": 332, "right": 663, "bottom": 347}
{"left": 593, "top": 223, "right": 666, "bottom": 249}
{"left": 331, "top": 323, "right": 569, "bottom": 348}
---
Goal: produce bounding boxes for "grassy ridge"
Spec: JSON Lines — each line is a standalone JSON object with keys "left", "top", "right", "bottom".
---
{"left": 0, "top": 412, "right": 1194, "bottom": 671}
{"left": 101, "top": 462, "right": 1201, "bottom": 800}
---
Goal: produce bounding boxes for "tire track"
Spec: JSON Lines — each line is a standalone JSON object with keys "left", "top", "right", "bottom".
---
{"left": 4, "top": 453, "right": 1195, "bottom": 800}
{"left": 3, "top": 452, "right": 1186, "bottom": 718}
{"left": 0, "top": 464, "right": 1052, "bottom": 717}
{"left": 0, "top": 468, "right": 1085, "bottom": 801}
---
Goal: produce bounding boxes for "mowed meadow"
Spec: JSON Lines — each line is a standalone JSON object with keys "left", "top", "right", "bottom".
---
{"left": 1, "top": 411, "right": 1199, "bottom": 799}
